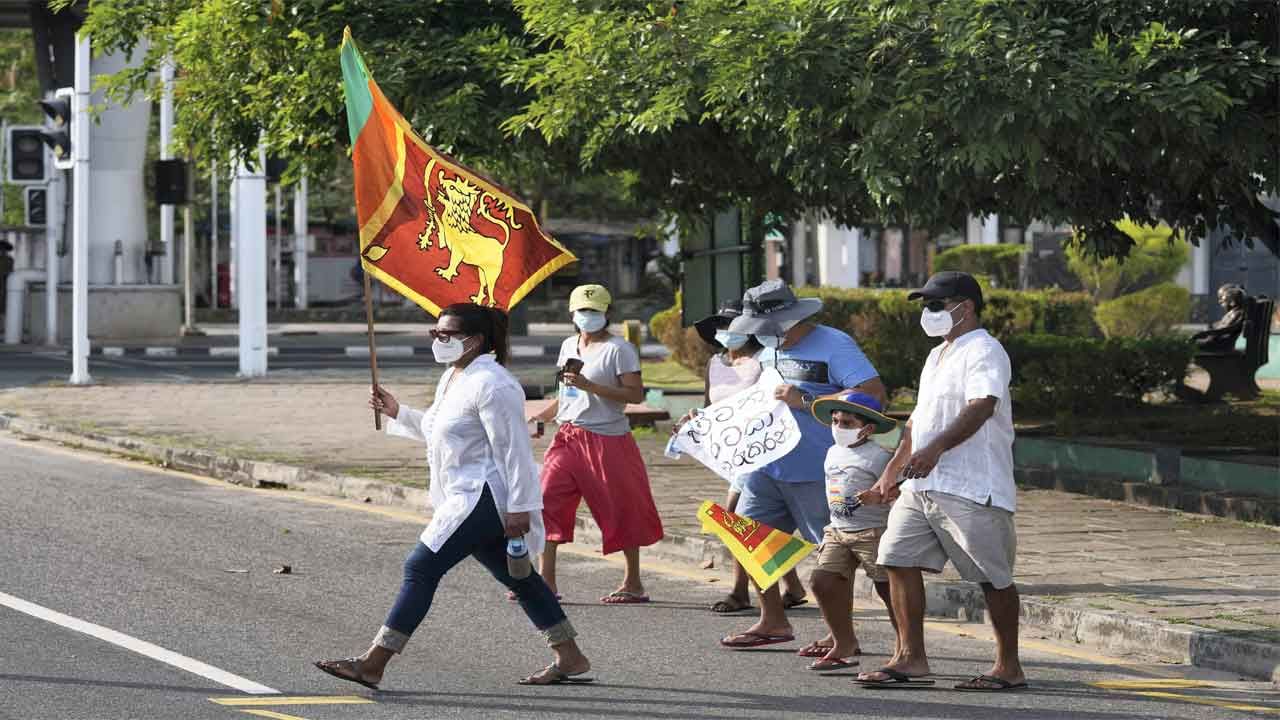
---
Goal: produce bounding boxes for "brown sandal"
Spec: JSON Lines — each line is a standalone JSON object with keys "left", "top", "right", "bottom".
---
{"left": 313, "top": 658, "right": 379, "bottom": 690}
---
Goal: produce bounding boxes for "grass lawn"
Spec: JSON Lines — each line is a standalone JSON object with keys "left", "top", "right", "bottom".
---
{"left": 642, "top": 360, "right": 704, "bottom": 392}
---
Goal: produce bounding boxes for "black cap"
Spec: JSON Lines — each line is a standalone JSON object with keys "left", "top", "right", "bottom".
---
{"left": 908, "top": 271, "right": 984, "bottom": 311}
{"left": 693, "top": 300, "right": 744, "bottom": 349}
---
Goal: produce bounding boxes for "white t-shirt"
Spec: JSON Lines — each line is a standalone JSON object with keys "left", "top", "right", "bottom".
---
{"left": 825, "top": 442, "right": 893, "bottom": 532}
{"left": 554, "top": 335, "right": 642, "bottom": 436}
{"left": 906, "top": 328, "right": 1016, "bottom": 512}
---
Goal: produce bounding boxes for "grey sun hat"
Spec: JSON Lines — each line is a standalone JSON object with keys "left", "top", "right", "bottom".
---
{"left": 727, "top": 279, "right": 823, "bottom": 336}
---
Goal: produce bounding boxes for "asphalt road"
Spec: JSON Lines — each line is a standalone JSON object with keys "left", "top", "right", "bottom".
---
{"left": 1, "top": 435, "right": 1276, "bottom": 720}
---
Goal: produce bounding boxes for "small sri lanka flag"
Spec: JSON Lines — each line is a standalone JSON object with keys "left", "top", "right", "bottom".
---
{"left": 340, "top": 28, "right": 576, "bottom": 313}
{"left": 698, "top": 501, "right": 815, "bottom": 590}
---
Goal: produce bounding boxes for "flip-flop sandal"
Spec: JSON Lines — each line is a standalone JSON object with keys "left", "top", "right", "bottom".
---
{"left": 517, "top": 663, "right": 595, "bottom": 685}
{"left": 853, "top": 668, "right": 935, "bottom": 688}
{"left": 797, "top": 642, "right": 861, "bottom": 658}
{"left": 954, "top": 674, "right": 1028, "bottom": 692}
{"left": 710, "top": 596, "right": 753, "bottom": 614}
{"left": 601, "top": 591, "right": 650, "bottom": 604}
{"left": 782, "top": 594, "right": 809, "bottom": 609}
{"left": 809, "top": 657, "right": 859, "bottom": 672}
{"left": 719, "top": 631, "right": 796, "bottom": 648}
{"left": 313, "top": 658, "right": 379, "bottom": 690}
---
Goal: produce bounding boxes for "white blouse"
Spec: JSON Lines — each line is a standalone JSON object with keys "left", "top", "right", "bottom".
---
{"left": 384, "top": 355, "right": 545, "bottom": 554}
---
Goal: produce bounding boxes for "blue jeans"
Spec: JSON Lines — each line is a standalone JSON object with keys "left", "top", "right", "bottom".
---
{"left": 383, "top": 486, "right": 567, "bottom": 643}
{"left": 735, "top": 471, "right": 829, "bottom": 544}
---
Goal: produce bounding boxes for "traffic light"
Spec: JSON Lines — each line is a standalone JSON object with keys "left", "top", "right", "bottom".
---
{"left": 5, "top": 126, "right": 47, "bottom": 183}
{"left": 38, "top": 89, "right": 74, "bottom": 171}
{"left": 25, "top": 187, "right": 47, "bottom": 226}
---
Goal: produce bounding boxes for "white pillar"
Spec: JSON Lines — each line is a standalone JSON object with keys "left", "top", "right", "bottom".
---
{"left": 273, "top": 184, "right": 283, "bottom": 310}
{"left": 45, "top": 172, "right": 64, "bottom": 345}
{"left": 87, "top": 49, "right": 150, "bottom": 285}
{"left": 293, "top": 172, "right": 308, "bottom": 309}
{"left": 158, "top": 59, "right": 175, "bottom": 285}
{"left": 848, "top": 226, "right": 862, "bottom": 288}
{"left": 235, "top": 148, "right": 268, "bottom": 377}
{"left": 210, "top": 159, "right": 218, "bottom": 308}
{"left": 815, "top": 217, "right": 831, "bottom": 285}
{"left": 1192, "top": 233, "right": 1211, "bottom": 296}
{"left": 982, "top": 214, "right": 1000, "bottom": 245}
{"left": 70, "top": 33, "right": 92, "bottom": 385}
{"left": 229, "top": 155, "right": 238, "bottom": 309}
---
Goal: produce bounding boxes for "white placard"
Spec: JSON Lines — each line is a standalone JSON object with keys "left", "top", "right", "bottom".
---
{"left": 673, "top": 368, "right": 801, "bottom": 481}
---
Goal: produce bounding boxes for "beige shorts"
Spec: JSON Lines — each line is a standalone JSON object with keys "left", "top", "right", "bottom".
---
{"left": 877, "top": 490, "right": 1017, "bottom": 589}
{"left": 813, "top": 526, "right": 889, "bottom": 583}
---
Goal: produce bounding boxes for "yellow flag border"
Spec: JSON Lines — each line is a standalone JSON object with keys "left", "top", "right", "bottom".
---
{"left": 698, "top": 500, "right": 815, "bottom": 590}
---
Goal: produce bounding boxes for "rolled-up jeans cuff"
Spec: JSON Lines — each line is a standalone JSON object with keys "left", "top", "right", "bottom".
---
{"left": 541, "top": 619, "right": 577, "bottom": 647}
{"left": 373, "top": 625, "right": 411, "bottom": 654}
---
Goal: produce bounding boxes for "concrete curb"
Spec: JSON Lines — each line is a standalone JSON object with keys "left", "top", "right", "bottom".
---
{"left": 1, "top": 412, "right": 1275, "bottom": 684}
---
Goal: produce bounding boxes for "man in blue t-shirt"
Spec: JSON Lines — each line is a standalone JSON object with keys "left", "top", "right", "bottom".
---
{"left": 719, "top": 279, "right": 886, "bottom": 650}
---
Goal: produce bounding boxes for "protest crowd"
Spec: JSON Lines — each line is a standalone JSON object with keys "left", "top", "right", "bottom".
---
{"left": 315, "top": 270, "right": 1025, "bottom": 693}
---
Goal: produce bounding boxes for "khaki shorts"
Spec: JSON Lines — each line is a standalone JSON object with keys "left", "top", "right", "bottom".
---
{"left": 877, "top": 490, "right": 1017, "bottom": 589}
{"left": 813, "top": 526, "right": 889, "bottom": 583}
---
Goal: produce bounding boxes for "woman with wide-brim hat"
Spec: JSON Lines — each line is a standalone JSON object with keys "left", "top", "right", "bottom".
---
{"left": 682, "top": 300, "right": 809, "bottom": 613}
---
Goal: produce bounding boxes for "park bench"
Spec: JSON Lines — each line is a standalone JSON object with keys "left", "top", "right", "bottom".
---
{"left": 1193, "top": 295, "right": 1274, "bottom": 401}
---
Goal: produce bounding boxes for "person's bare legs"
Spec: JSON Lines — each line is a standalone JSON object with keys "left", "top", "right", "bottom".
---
{"left": 858, "top": 566, "right": 930, "bottom": 680}
{"left": 810, "top": 570, "right": 859, "bottom": 660}
{"left": 873, "top": 579, "right": 902, "bottom": 657}
{"left": 614, "top": 546, "right": 645, "bottom": 596}
{"left": 725, "top": 583, "right": 792, "bottom": 643}
{"left": 976, "top": 582, "right": 1025, "bottom": 685}
{"left": 539, "top": 541, "right": 560, "bottom": 595}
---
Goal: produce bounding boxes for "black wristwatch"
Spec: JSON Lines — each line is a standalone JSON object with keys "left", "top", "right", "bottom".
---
{"left": 801, "top": 392, "right": 815, "bottom": 409}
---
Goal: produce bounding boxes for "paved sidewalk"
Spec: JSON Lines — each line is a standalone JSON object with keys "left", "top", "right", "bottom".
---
{"left": 2, "top": 380, "right": 1278, "bottom": 681}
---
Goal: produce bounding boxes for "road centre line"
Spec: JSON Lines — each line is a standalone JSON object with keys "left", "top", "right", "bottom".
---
{"left": 238, "top": 710, "right": 312, "bottom": 720}
{"left": 210, "top": 696, "right": 374, "bottom": 707}
{"left": 0, "top": 590, "right": 279, "bottom": 695}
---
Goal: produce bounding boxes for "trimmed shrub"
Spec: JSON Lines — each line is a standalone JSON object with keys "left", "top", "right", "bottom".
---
{"left": 1066, "top": 235, "right": 1189, "bottom": 301}
{"left": 933, "top": 244, "right": 1024, "bottom": 289}
{"left": 649, "top": 291, "right": 715, "bottom": 378}
{"left": 1095, "top": 283, "right": 1192, "bottom": 339}
{"left": 1004, "top": 334, "right": 1194, "bottom": 416}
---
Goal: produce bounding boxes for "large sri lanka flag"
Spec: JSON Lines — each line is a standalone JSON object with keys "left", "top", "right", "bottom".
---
{"left": 699, "top": 501, "right": 815, "bottom": 590}
{"left": 340, "top": 28, "right": 575, "bottom": 313}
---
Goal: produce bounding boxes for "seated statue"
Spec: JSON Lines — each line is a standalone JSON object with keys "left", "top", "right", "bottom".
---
{"left": 1192, "top": 283, "right": 1248, "bottom": 352}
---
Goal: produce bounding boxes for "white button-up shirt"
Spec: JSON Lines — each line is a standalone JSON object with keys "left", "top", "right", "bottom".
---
{"left": 385, "top": 355, "right": 545, "bottom": 553}
{"left": 906, "top": 328, "right": 1017, "bottom": 512}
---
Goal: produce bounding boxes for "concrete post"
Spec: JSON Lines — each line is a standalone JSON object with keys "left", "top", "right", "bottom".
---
{"left": 273, "top": 184, "right": 282, "bottom": 310}
{"left": 45, "top": 172, "right": 64, "bottom": 345}
{"left": 70, "top": 32, "right": 92, "bottom": 385}
{"left": 210, "top": 159, "right": 218, "bottom": 308}
{"left": 235, "top": 147, "right": 268, "bottom": 377}
{"left": 158, "top": 59, "right": 175, "bottom": 285}
{"left": 292, "top": 172, "right": 308, "bottom": 309}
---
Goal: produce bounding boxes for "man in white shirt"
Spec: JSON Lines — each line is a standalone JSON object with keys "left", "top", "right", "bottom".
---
{"left": 857, "top": 271, "right": 1026, "bottom": 692}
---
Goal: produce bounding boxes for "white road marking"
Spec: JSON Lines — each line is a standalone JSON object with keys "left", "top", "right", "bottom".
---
{"left": 0, "top": 590, "right": 279, "bottom": 695}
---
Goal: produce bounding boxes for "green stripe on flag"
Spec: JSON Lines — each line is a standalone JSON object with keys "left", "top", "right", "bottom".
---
{"left": 760, "top": 537, "right": 807, "bottom": 574}
{"left": 340, "top": 28, "right": 374, "bottom": 145}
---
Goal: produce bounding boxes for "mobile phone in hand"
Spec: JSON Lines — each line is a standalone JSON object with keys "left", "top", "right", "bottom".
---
{"left": 563, "top": 358, "right": 584, "bottom": 375}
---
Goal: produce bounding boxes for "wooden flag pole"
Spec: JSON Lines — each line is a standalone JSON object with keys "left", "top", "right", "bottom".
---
{"left": 363, "top": 270, "right": 382, "bottom": 430}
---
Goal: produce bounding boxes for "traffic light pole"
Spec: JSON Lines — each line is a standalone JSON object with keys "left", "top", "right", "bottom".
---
{"left": 69, "top": 32, "right": 91, "bottom": 385}
{"left": 158, "top": 60, "right": 175, "bottom": 285}
{"left": 44, "top": 171, "right": 64, "bottom": 346}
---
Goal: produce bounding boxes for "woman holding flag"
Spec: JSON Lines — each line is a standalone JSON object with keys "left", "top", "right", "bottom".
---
{"left": 314, "top": 304, "right": 592, "bottom": 688}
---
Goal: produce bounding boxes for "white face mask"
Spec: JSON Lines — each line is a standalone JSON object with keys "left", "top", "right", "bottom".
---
{"left": 573, "top": 310, "right": 607, "bottom": 333}
{"left": 920, "top": 303, "right": 967, "bottom": 338}
{"left": 431, "top": 335, "right": 472, "bottom": 364}
{"left": 715, "top": 330, "right": 749, "bottom": 350}
{"left": 832, "top": 425, "right": 866, "bottom": 447}
{"left": 757, "top": 335, "right": 781, "bottom": 349}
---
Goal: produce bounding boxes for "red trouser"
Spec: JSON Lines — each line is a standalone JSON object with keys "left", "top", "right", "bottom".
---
{"left": 540, "top": 424, "right": 664, "bottom": 554}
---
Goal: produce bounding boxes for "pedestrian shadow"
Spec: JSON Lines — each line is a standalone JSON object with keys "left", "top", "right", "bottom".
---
{"left": 374, "top": 681, "right": 1170, "bottom": 719}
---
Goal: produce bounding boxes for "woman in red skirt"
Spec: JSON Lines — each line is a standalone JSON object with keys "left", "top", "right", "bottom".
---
{"left": 529, "top": 284, "right": 664, "bottom": 603}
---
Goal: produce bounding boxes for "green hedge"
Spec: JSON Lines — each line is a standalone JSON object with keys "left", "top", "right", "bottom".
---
{"left": 1094, "top": 282, "right": 1192, "bottom": 339}
{"left": 933, "top": 244, "right": 1025, "bottom": 289}
{"left": 1005, "top": 334, "right": 1194, "bottom": 415}
{"left": 654, "top": 287, "right": 1096, "bottom": 392}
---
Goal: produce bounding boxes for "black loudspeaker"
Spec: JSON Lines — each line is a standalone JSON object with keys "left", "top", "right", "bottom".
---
{"left": 154, "top": 159, "right": 188, "bottom": 205}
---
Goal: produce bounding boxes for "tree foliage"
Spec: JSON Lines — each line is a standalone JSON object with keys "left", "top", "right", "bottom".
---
{"left": 509, "top": 0, "right": 1280, "bottom": 257}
